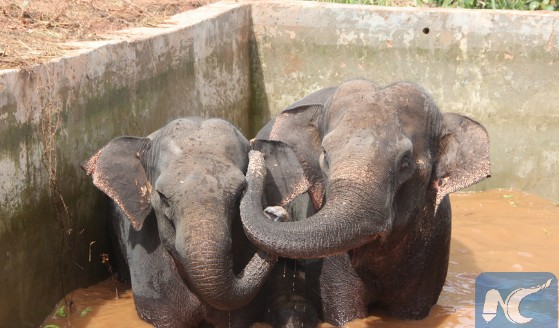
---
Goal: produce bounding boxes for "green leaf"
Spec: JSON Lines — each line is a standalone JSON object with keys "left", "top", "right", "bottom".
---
{"left": 80, "top": 306, "right": 93, "bottom": 317}
{"left": 44, "top": 325, "right": 60, "bottom": 328}
{"left": 529, "top": 1, "right": 540, "bottom": 9}
{"left": 544, "top": 4, "right": 555, "bottom": 9}
{"left": 55, "top": 305, "right": 66, "bottom": 318}
{"left": 502, "top": 194, "right": 513, "bottom": 199}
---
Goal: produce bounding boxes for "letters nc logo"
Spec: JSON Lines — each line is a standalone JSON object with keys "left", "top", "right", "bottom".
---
{"left": 475, "top": 272, "right": 558, "bottom": 327}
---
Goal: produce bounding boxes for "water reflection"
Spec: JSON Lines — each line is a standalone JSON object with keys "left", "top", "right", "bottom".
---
{"left": 42, "top": 189, "right": 559, "bottom": 327}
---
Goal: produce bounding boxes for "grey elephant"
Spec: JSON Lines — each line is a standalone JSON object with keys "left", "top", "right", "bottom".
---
{"left": 241, "top": 79, "right": 491, "bottom": 325}
{"left": 82, "top": 118, "right": 307, "bottom": 327}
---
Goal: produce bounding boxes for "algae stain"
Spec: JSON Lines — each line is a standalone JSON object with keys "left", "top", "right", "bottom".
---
{"left": 248, "top": 39, "right": 270, "bottom": 137}
{"left": 0, "top": 116, "right": 34, "bottom": 161}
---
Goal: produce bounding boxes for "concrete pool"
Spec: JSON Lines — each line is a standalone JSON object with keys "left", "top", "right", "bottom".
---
{"left": 0, "top": 1, "right": 557, "bottom": 326}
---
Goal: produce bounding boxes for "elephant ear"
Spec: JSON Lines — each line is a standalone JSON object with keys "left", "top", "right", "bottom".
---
{"left": 82, "top": 137, "right": 152, "bottom": 231}
{"left": 435, "top": 113, "right": 491, "bottom": 210}
{"left": 257, "top": 86, "right": 337, "bottom": 210}
{"left": 283, "top": 87, "right": 337, "bottom": 111}
{"left": 251, "top": 139, "right": 311, "bottom": 207}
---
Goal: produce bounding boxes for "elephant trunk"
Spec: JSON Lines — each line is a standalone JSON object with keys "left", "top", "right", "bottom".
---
{"left": 241, "top": 151, "right": 392, "bottom": 259}
{"left": 175, "top": 201, "right": 276, "bottom": 310}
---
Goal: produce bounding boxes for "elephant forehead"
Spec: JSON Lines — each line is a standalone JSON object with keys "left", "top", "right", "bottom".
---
{"left": 164, "top": 130, "right": 240, "bottom": 150}
{"left": 328, "top": 81, "right": 435, "bottom": 126}
{"left": 156, "top": 117, "right": 248, "bottom": 150}
{"left": 170, "top": 157, "right": 240, "bottom": 177}
{"left": 157, "top": 132, "right": 248, "bottom": 169}
{"left": 333, "top": 79, "right": 379, "bottom": 101}
{"left": 328, "top": 100, "right": 435, "bottom": 150}
{"left": 323, "top": 109, "right": 402, "bottom": 152}
{"left": 157, "top": 161, "right": 244, "bottom": 197}
{"left": 325, "top": 130, "right": 413, "bottom": 165}
{"left": 327, "top": 95, "right": 401, "bottom": 133}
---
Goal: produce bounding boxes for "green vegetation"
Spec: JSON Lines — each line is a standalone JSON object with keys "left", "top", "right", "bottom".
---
{"left": 314, "top": 0, "right": 558, "bottom": 11}
{"left": 79, "top": 306, "right": 94, "bottom": 317}
{"left": 54, "top": 305, "right": 66, "bottom": 318}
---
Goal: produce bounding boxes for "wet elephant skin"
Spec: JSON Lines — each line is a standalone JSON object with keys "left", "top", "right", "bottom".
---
{"left": 241, "top": 79, "right": 491, "bottom": 326}
{"left": 83, "top": 118, "right": 309, "bottom": 327}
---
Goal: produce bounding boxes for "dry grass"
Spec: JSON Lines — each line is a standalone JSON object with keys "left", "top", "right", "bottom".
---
{"left": 0, "top": 0, "right": 217, "bottom": 69}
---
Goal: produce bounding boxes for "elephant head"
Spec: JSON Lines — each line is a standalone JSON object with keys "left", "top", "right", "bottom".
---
{"left": 82, "top": 118, "right": 306, "bottom": 310}
{"left": 241, "top": 79, "right": 490, "bottom": 259}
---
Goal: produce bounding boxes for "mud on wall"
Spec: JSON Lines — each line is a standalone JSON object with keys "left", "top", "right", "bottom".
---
{"left": 0, "top": 3, "right": 251, "bottom": 326}
{"left": 248, "top": 1, "right": 559, "bottom": 201}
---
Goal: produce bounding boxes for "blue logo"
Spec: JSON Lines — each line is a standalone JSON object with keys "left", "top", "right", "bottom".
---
{"left": 475, "top": 272, "right": 558, "bottom": 327}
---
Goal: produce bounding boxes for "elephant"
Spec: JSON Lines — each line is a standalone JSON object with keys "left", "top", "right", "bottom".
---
{"left": 240, "top": 79, "right": 491, "bottom": 325}
{"left": 82, "top": 117, "right": 308, "bottom": 327}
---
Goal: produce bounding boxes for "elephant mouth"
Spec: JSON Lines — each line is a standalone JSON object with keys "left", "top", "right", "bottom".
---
{"left": 349, "top": 248, "right": 361, "bottom": 267}
{"left": 348, "top": 234, "right": 384, "bottom": 267}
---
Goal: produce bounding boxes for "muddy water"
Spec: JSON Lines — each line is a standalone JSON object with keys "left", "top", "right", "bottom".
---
{"left": 42, "top": 189, "right": 559, "bottom": 327}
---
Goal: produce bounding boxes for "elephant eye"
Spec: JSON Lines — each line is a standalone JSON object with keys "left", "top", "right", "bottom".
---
{"left": 320, "top": 147, "right": 329, "bottom": 169}
{"left": 157, "top": 191, "right": 175, "bottom": 228}
{"left": 235, "top": 179, "right": 247, "bottom": 197}
{"left": 157, "top": 190, "right": 171, "bottom": 208}
{"left": 400, "top": 157, "right": 412, "bottom": 171}
{"left": 397, "top": 155, "right": 416, "bottom": 184}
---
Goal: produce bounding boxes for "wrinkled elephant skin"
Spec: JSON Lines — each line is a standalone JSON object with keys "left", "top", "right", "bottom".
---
{"left": 83, "top": 118, "right": 307, "bottom": 327}
{"left": 241, "top": 80, "right": 491, "bottom": 325}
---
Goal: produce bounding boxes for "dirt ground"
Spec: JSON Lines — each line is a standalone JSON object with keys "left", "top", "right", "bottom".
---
{"left": 0, "top": 0, "right": 219, "bottom": 69}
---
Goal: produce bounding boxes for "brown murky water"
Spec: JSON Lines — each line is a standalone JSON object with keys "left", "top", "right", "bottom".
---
{"left": 42, "top": 189, "right": 559, "bottom": 327}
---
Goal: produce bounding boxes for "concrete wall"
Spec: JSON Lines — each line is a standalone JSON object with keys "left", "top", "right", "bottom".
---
{"left": 248, "top": 1, "right": 559, "bottom": 200}
{"left": 1, "top": 1, "right": 558, "bottom": 326}
{"left": 0, "top": 3, "right": 251, "bottom": 326}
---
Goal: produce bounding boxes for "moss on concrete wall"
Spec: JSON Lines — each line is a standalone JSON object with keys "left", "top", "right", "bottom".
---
{"left": 0, "top": 3, "right": 251, "bottom": 326}
{"left": 248, "top": 1, "right": 559, "bottom": 200}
